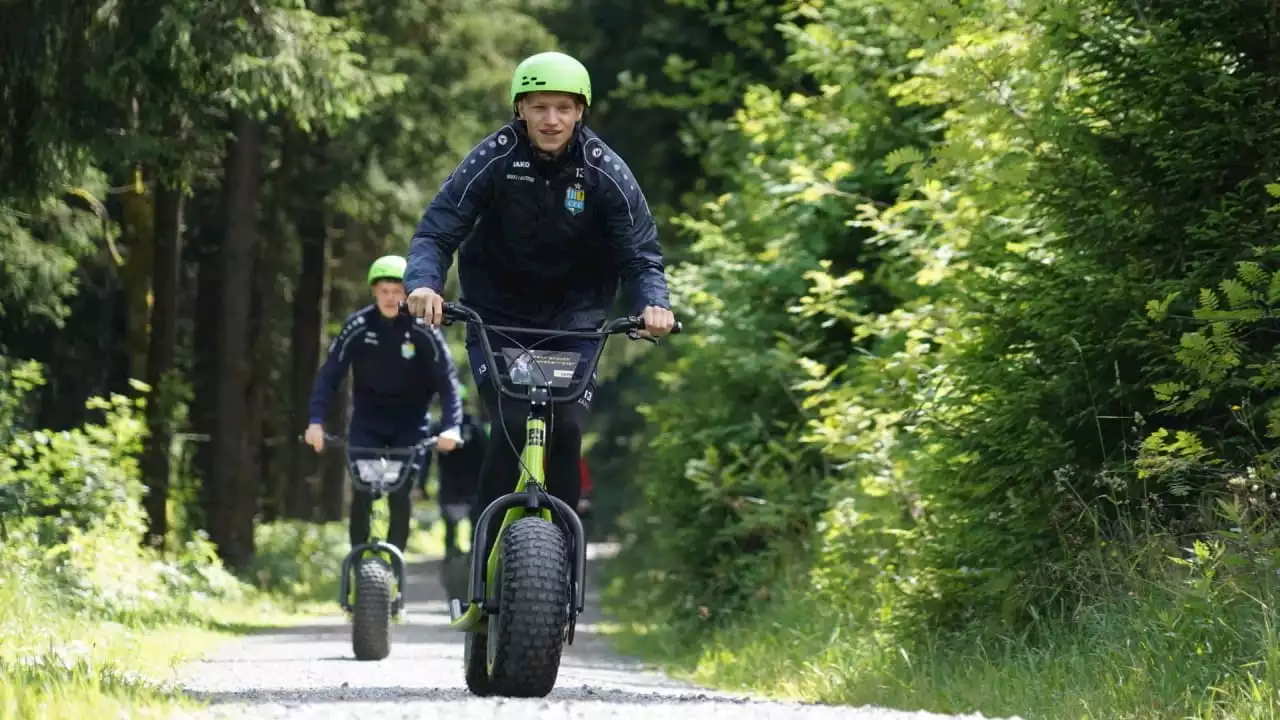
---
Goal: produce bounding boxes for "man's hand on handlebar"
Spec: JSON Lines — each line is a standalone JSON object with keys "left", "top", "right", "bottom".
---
{"left": 639, "top": 305, "right": 676, "bottom": 338}
{"left": 406, "top": 287, "right": 445, "bottom": 326}
{"left": 304, "top": 423, "right": 325, "bottom": 452}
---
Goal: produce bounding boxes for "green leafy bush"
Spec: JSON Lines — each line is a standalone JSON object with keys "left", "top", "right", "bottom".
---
{"left": 0, "top": 360, "right": 244, "bottom": 622}
{"left": 608, "top": 0, "right": 1280, "bottom": 690}
{"left": 248, "top": 520, "right": 350, "bottom": 603}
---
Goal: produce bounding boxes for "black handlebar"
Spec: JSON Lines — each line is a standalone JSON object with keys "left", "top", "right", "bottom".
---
{"left": 299, "top": 432, "right": 441, "bottom": 455}
{"left": 439, "top": 301, "right": 682, "bottom": 340}
{"left": 297, "top": 432, "right": 440, "bottom": 496}
{"left": 410, "top": 300, "right": 681, "bottom": 404}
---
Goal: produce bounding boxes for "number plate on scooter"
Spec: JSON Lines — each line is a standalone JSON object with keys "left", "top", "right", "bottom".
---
{"left": 354, "top": 458, "right": 404, "bottom": 491}
{"left": 500, "top": 348, "right": 581, "bottom": 388}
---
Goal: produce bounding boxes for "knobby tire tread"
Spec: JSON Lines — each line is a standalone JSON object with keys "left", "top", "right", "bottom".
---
{"left": 352, "top": 557, "right": 394, "bottom": 661}
{"left": 488, "top": 517, "right": 570, "bottom": 698}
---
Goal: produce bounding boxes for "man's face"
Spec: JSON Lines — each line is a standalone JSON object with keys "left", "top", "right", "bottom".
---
{"left": 371, "top": 280, "right": 405, "bottom": 317}
{"left": 517, "top": 92, "right": 584, "bottom": 155}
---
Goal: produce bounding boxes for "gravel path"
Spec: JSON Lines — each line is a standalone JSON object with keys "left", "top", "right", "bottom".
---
{"left": 172, "top": 543, "right": 1017, "bottom": 720}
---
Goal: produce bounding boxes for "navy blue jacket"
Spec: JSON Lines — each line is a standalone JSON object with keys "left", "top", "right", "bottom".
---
{"left": 308, "top": 305, "right": 463, "bottom": 434}
{"left": 404, "top": 121, "right": 670, "bottom": 330}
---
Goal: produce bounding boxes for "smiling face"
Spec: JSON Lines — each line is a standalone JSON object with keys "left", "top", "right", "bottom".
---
{"left": 516, "top": 91, "right": 585, "bottom": 155}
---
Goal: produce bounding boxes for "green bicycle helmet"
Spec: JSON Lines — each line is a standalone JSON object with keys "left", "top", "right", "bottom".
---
{"left": 510, "top": 51, "right": 592, "bottom": 107}
{"left": 367, "top": 255, "right": 406, "bottom": 286}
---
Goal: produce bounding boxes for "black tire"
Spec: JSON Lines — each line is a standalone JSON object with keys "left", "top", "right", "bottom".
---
{"left": 352, "top": 556, "right": 394, "bottom": 661}
{"left": 486, "top": 517, "right": 570, "bottom": 698}
{"left": 464, "top": 551, "right": 494, "bottom": 696}
{"left": 464, "top": 626, "right": 492, "bottom": 696}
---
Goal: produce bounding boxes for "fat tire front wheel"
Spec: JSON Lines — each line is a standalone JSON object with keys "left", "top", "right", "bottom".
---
{"left": 487, "top": 517, "right": 570, "bottom": 698}
{"left": 351, "top": 556, "right": 394, "bottom": 661}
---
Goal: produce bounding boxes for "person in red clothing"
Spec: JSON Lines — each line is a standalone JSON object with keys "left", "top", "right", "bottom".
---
{"left": 539, "top": 454, "right": 593, "bottom": 518}
{"left": 576, "top": 456, "right": 593, "bottom": 517}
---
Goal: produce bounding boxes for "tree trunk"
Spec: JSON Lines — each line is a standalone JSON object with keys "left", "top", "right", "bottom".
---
{"left": 120, "top": 170, "right": 154, "bottom": 384}
{"left": 319, "top": 266, "right": 348, "bottom": 523}
{"left": 321, "top": 378, "right": 350, "bottom": 522}
{"left": 244, "top": 247, "right": 267, "bottom": 524}
{"left": 285, "top": 133, "right": 332, "bottom": 521}
{"left": 140, "top": 183, "right": 184, "bottom": 549}
{"left": 208, "top": 116, "right": 263, "bottom": 570}
{"left": 286, "top": 141, "right": 329, "bottom": 520}
{"left": 286, "top": 228, "right": 326, "bottom": 519}
{"left": 247, "top": 195, "right": 286, "bottom": 523}
{"left": 190, "top": 187, "right": 224, "bottom": 535}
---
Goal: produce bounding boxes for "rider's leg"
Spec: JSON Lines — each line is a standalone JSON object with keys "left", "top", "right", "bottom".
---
{"left": 386, "top": 479, "right": 415, "bottom": 553}
{"left": 443, "top": 514, "right": 458, "bottom": 558}
{"left": 350, "top": 491, "right": 374, "bottom": 549}
{"left": 347, "top": 422, "right": 380, "bottom": 550}
{"left": 473, "top": 377, "right": 527, "bottom": 524}
{"left": 437, "top": 456, "right": 466, "bottom": 557}
{"left": 386, "top": 424, "right": 430, "bottom": 553}
{"left": 545, "top": 395, "right": 590, "bottom": 513}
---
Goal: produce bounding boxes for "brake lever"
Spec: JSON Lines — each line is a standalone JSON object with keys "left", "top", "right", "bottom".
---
{"left": 627, "top": 328, "right": 659, "bottom": 345}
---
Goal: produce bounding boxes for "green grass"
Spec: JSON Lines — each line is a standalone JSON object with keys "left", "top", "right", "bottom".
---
{"left": 604, "top": 552, "right": 1280, "bottom": 720}
{"left": 0, "top": 508, "right": 453, "bottom": 720}
{"left": 0, "top": 561, "right": 301, "bottom": 720}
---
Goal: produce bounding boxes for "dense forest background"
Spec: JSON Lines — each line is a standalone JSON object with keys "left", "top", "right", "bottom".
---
{"left": 4, "top": 0, "right": 1280, "bottom": 717}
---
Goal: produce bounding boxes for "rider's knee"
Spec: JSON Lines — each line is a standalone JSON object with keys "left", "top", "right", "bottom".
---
{"left": 550, "top": 405, "right": 584, "bottom": 445}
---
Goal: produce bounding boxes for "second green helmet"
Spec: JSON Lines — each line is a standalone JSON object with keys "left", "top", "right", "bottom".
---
{"left": 510, "top": 51, "right": 592, "bottom": 107}
{"left": 367, "top": 255, "right": 407, "bottom": 286}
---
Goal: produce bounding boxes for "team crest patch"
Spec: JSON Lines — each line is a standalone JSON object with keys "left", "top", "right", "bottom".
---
{"left": 564, "top": 187, "right": 585, "bottom": 216}
{"left": 400, "top": 341, "right": 416, "bottom": 360}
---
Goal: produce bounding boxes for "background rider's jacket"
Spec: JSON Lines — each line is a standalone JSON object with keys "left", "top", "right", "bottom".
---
{"left": 308, "top": 305, "right": 463, "bottom": 434}
{"left": 404, "top": 120, "right": 670, "bottom": 330}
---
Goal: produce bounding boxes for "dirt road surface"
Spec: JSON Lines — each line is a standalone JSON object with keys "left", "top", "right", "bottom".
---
{"left": 172, "top": 544, "right": 1017, "bottom": 720}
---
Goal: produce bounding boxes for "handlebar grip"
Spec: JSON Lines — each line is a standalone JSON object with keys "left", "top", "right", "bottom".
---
{"left": 625, "top": 316, "right": 683, "bottom": 334}
{"left": 441, "top": 301, "right": 479, "bottom": 324}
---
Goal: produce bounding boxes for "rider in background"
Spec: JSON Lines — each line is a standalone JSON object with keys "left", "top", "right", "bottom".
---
{"left": 403, "top": 51, "right": 675, "bottom": 560}
{"left": 576, "top": 455, "right": 593, "bottom": 518}
{"left": 305, "top": 255, "right": 462, "bottom": 553}
{"left": 424, "top": 383, "right": 490, "bottom": 560}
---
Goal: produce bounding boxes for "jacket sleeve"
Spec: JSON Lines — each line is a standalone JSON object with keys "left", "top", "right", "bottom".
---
{"left": 307, "top": 312, "right": 367, "bottom": 425}
{"left": 419, "top": 324, "right": 464, "bottom": 440}
{"left": 585, "top": 138, "right": 671, "bottom": 313}
{"left": 404, "top": 125, "right": 518, "bottom": 295}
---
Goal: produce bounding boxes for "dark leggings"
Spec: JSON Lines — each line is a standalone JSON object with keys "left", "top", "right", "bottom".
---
{"left": 347, "top": 422, "right": 430, "bottom": 552}
{"left": 439, "top": 498, "right": 472, "bottom": 559}
{"left": 443, "top": 515, "right": 459, "bottom": 557}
